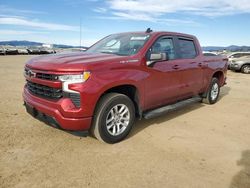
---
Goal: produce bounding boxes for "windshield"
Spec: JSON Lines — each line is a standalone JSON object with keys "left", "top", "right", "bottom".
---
{"left": 87, "top": 33, "right": 150, "bottom": 56}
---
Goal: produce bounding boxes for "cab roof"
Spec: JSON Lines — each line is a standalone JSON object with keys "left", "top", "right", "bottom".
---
{"left": 114, "top": 31, "right": 196, "bottom": 39}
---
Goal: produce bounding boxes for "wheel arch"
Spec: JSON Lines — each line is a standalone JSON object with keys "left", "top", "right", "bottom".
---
{"left": 96, "top": 84, "right": 142, "bottom": 119}
{"left": 212, "top": 70, "right": 224, "bottom": 86}
{"left": 202, "top": 70, "right": 224, "bottom": 98}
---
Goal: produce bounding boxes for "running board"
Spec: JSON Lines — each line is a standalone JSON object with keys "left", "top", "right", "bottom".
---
{"left": 143, "top": 96, "right": 202, "bottom": 119}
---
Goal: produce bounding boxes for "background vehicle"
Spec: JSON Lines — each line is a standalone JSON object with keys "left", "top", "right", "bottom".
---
{"left": 228, "top": 52, "right": 250, "bottom": 69}
{"left": 39, "top": 47, "right": 55, "bottom": 54}
{"left": 17, "top": 46, "right": 29, "bottom": 55}
{"left": 229, "top": 55, "right": 250, "bottom": 74}
{"left": 203, "top": 51, "right": 218, "bottom": 56}
{"left": 27, "top": 47, "right": 55, "bottom": 54}
{"left": 5, "top": 45, "right": 18, "bottom": 55}
{"left": 23, "top": 30, "right": 227, "bottom": 143}
{"left": 0, "top": 46, "right": 6, "bottom": 55}
{"left": 27, "top": 47, "right": 41, "bottom": 54}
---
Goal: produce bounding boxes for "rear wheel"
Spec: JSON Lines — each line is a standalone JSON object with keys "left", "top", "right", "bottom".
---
{"left": 91, "top": 93, "right": 135, "bottom": 144}
{"left": 241, "top": 65, "right": 250, "bottom": 74}
{"left": 203, "top": 77, "right": 220, "bottom": 104}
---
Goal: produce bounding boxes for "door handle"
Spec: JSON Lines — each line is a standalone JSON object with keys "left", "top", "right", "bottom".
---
{"left": 172, "top": 65, "right": 180, "bottom": 69}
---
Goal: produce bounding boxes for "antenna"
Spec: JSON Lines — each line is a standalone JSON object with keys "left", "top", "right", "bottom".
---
{"left": 80, "top": 18, "right": 82, "bottom": 49}
{"left": 146, "top": 28, "right": 153, "bottom": 33}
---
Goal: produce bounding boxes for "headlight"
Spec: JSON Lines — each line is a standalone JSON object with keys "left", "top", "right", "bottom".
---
{"left": 58, "top": 71, "right": 91, "bottom": 93}
{"left": 58, "top": 74, "right": 83, "bottom": 82}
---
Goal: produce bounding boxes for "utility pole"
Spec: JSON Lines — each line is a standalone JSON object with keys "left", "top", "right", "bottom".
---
{"left": 80, "top": 18, "right": 82, "bottom": 49}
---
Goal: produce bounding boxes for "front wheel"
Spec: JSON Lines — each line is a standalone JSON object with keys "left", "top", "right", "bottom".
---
{"left": 203, "top": 77, "right": 220, "bottom": 104}
{"left": 241, "top": 65, "right": 250, "bottom": 74}
{"left": 91, "top": 93, "right": 135, "bottom": 144}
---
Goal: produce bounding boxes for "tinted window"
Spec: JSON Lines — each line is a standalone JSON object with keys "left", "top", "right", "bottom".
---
{"left": 231, "top": 53, "right": 250, "bottom": 58}
{"left": 233, "top": 54, "right": 242, "bottom": 58}
{"left": 178, "top": 38, "right": 197, "bottom": 59}
{"left": 150, "top": 38, "right": 175, "bottom": 60}
{"left": 239, "top": 53, "right": 250, "bottom": 58}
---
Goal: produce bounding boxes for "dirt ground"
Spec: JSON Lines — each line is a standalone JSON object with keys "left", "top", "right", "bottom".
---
{"left": 0, "top": 55, "right": 249, "bottom": 188}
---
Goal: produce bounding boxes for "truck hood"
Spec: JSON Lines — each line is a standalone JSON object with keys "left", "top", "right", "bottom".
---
{"left": 26, "top": 52, "right": 128, "bottom": 72}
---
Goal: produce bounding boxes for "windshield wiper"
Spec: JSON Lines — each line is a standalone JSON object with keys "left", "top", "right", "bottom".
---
{"left": 100, "top": 51, "right": 115, "bottom": 54}
{"left": 99, "top": 50, "right": 129, "bottom": 56}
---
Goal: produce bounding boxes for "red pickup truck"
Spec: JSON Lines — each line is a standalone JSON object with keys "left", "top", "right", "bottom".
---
{"left": 23, "top": 29, "right": 227, "bottom": 143}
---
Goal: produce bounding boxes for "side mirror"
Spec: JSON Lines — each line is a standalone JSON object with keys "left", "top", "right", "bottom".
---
{"left": 147, "top": 53, "right": 168, "bottom": 66}
{"left": 150, "top": 53, "right": 168, "bottom": 61}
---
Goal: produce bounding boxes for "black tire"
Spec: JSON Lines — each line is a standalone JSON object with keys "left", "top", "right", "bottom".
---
{"left": 241, "top": 65, "right": 250, "bottom": 74}
{"left": 91, "top": 93, "right": 135, "bottom": 144}
{"left": 203, "top": 77, "right": 220, "bottom": 104}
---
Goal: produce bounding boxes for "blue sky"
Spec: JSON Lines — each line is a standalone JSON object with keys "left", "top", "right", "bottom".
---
{"left": 0, "top": 0, "right": 250, "bottom": 47}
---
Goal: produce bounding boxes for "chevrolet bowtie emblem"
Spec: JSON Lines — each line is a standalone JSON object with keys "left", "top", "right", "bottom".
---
{"left": 27, "top": 70, "right": 36, "bottom": 78}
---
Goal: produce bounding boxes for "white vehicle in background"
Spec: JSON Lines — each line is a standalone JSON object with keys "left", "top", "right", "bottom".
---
{"left": 227, "top": 52, "right": 250, "bottom": 69}
{"left": 0, "top": 46, "right": 6, "bottom": 55}
{"left": 17, "top": 46, "right": 29, "bottom": 55}
{"left": 203, "top": 51, "right": 218, "bottom": 56}
{"left": 5, "top": 45, "right": 18, "bottom": 55}
{"left": 229, "top": 56, "right": 250, "bottom": 74}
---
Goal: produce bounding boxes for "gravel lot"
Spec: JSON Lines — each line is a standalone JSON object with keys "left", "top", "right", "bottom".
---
{"left": 0, "top": 55, "right": 249, "bottom": 188}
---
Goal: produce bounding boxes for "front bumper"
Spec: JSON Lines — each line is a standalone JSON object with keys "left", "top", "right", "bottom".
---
{"left": 229, "top": 63, "right": 241, "bottom": 71}
{"left": 23, "top": 88, "right": 92, "bottom": 131}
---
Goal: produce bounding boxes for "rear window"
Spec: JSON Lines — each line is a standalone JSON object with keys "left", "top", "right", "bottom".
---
{"left": 178, "top": 38, "right": 197, "bottom": 59}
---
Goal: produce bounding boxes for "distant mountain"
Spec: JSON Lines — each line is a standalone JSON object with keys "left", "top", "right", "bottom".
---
{"left": 0, "top": 40, "right": 42, "bottom": 47}
{"left": 1, "top": 40, "right": 249, "bottom": 51}
{"left": 0, "top": 40, "right": 88, "bottom": 49}
{"left": 202, "top": 45, "right": 250, "bottom": 52}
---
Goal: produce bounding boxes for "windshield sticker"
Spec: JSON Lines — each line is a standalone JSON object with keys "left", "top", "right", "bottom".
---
{"left": 130, "top": 35, "right": 150, "bottom": 41}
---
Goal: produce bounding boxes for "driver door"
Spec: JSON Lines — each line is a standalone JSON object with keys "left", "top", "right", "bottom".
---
{"left": 144, "top": 36, "right": 182, "bottom": 110}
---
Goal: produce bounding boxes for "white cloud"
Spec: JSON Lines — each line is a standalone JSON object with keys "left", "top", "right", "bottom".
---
{"left": 0, "top": 14, "right": 25, "bottom": 19}
{"left": 98, "top": 13, "right": 198, "bottom": 26}
{"left": 106, "top": 12, "right": 157, "bottom": 22}
{"left": 105, "top": 0, "right": 250, "bottom": 21}
{"left": 0, "top": 30, "right": 49, "bottom": 35}
{"left": 0, "top": 17, "right": 78, "bottom": 31}
{"left": 0, "top": 5, "right": 46, "bottom": 15}
{"left": 93, "top": 7, "right": 107, "bottom": 13}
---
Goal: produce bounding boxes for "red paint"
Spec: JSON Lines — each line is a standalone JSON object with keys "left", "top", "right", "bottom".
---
{"left": 23, "top": 31, "right": 227, "bottom": 131}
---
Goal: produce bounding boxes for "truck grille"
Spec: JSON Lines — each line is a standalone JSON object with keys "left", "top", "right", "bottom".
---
{"left": 24, "top": 68, "right": 58, "bottom": 81}
{"left": 27, "top": 80, "right": 62, "bottom": 99}
{"left": 36, "top": 73, "right": 59, "bottom": 80}
{"left": 25, "top": 68, "right": 81, "bottom": 108}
